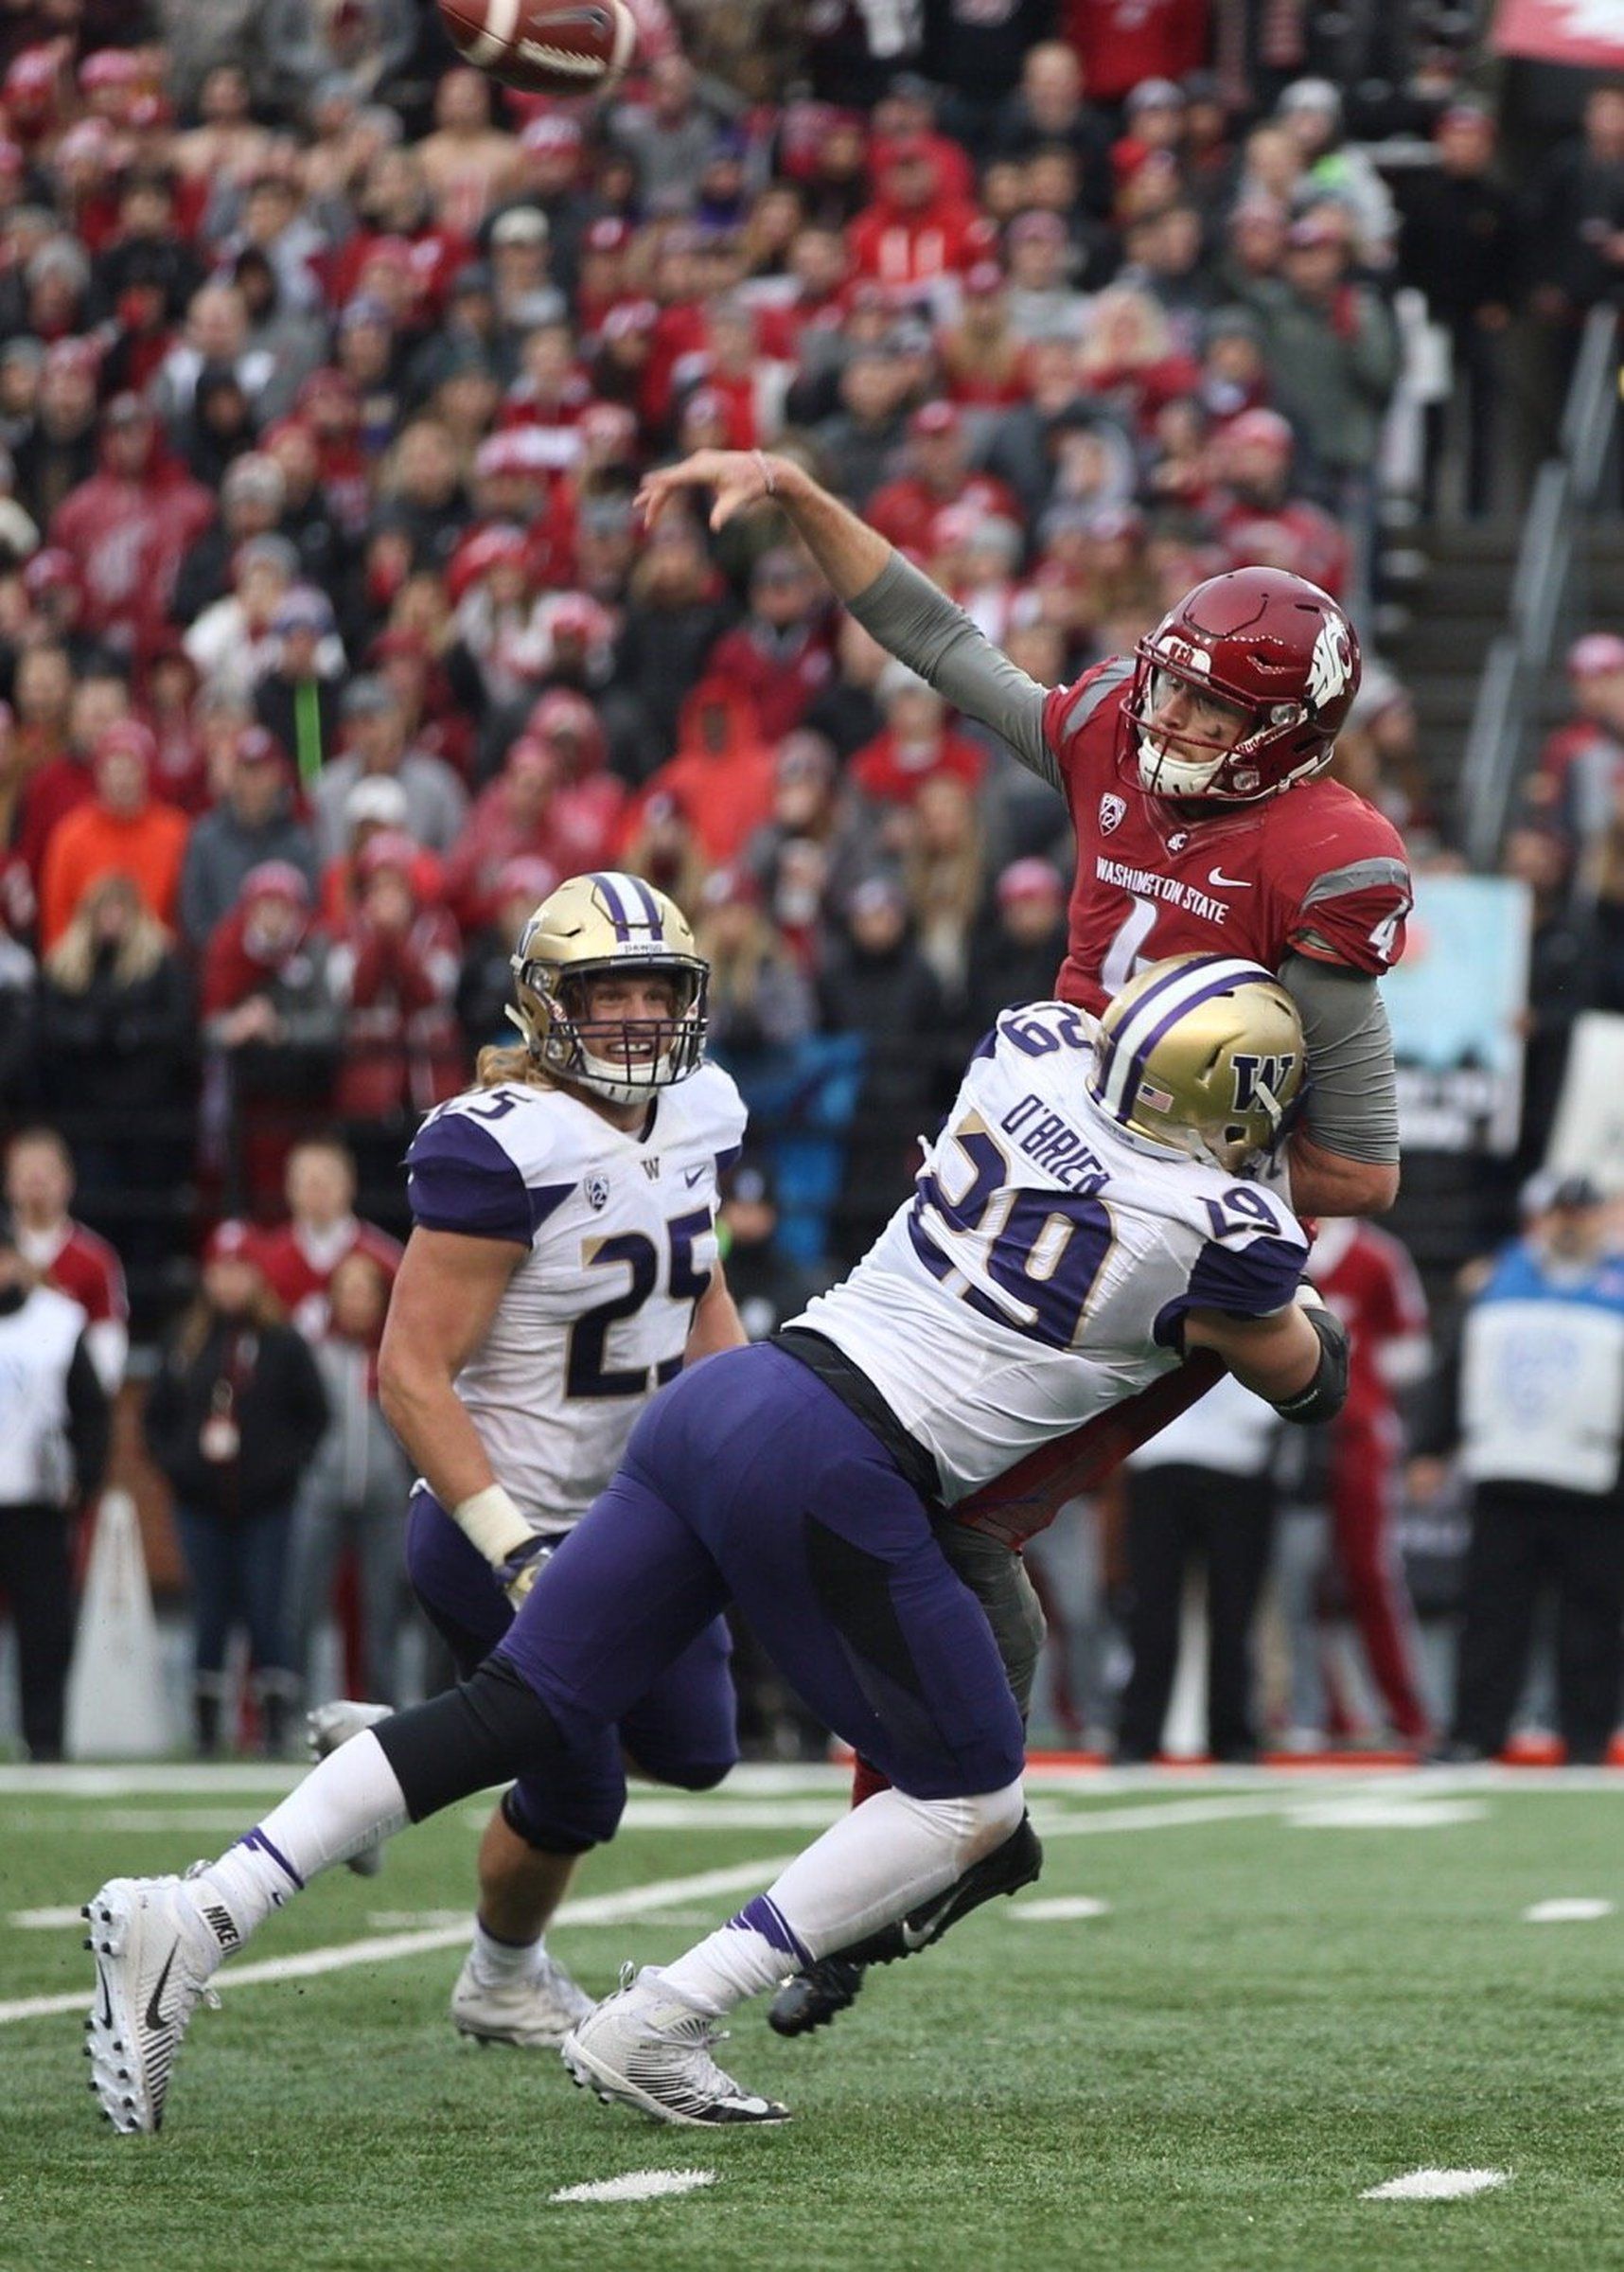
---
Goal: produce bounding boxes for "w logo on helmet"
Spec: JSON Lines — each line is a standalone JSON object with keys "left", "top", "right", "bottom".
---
{"left": 1231, "top": 1051, "right": 1297, "bottom": 1109}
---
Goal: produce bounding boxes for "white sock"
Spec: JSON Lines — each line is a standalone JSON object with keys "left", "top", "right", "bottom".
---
{"left": 659, "top": 1783, "right": 1023, "bottom": 2015}
{"left": 470, "top": 1918, "right": 543, "bottom": 1984}
{"left": 193, "top": 1731, "right": 410, "bottom": 1945}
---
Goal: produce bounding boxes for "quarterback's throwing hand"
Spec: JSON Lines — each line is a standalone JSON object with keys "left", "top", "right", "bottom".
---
{"left": 636, "top": 449, "right": 780, "bottom": 534}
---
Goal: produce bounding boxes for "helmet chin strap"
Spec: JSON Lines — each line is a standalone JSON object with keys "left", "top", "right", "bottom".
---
{"left": 1136, "top": 731, "right": 1227, "bottom": 799}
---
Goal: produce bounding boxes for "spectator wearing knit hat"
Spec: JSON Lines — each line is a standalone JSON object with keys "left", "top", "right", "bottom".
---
{"left": 326, "top": 829, "right": 464, "bottom": 1122}
{"left": 39, "top": 719, "right": 190, "bottom": 951}
{"left": 179, "top": 725, "right": 318, "bottom": 950}
{"left": 311, "top": 676, "right": 468, "bottom": 862}
{"left": 703, "top": 547, "right": 835, "bottom": 745}
{"left": 49, "top": 394, "right": 213, "bottom": 657}
{"left": 254, "top": 585, "right": 346, "bottom": 782}
{"left": 850, "top": 663, "right": 986, "bottom": 814}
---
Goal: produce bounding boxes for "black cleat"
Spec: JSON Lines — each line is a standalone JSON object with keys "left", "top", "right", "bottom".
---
{"left": 767, "top": 1958, "right": 866, "bottom": 2039}
{"left": 837, "top": 1814, "right": 1044, "bottom": 1968}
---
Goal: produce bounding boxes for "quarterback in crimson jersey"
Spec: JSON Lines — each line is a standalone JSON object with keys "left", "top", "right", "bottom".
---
{"left": 640, "top": 448, "right": 1410, "bottom": 1222}
{"left": 1039, "top": 647, "right": 1409, "bottom": 1016}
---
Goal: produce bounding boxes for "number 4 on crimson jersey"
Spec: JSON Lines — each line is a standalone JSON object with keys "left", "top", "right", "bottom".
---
{"left": 1040, "top": 660, "right": 1413, "bottom": 1012}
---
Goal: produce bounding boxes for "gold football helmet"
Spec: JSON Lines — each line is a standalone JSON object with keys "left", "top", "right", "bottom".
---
{"left": 508, "top": 870, "right": 708, "bottom": 1105}
{"left": 1087, "top": 953, "right": 1306, "bottom": 1172}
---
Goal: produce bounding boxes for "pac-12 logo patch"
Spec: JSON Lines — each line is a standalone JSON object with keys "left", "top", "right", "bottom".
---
{"left": 585, "top": 1173, "right": 610, "bottom": 1212}
{"left": 1100, "top": 793, "right": 1126, "bottom": 834}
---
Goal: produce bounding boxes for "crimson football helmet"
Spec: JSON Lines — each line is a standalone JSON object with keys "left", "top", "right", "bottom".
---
{"left": 1122, "top": 565, "right": 1361, "bottom": 802}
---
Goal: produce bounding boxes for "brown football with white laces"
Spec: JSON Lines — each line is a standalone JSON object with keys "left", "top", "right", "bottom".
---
{"left": 437, "top": 0, "right": 638, "bottom": 94}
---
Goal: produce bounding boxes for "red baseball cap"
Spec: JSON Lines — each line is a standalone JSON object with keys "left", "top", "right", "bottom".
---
{"left": 203, "top": 1218, "right": 263, "bottom": 1269}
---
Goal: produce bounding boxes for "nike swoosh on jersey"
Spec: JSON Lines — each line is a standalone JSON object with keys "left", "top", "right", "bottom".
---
{"left": 1207, "top": 867, "right": 1253, "bottom": 889}
{"left": 683, "top": 1163, "right": 708, "bottom": 1186}
{"left": 145, "top": 1943, "right": 178, "bottom": 2033}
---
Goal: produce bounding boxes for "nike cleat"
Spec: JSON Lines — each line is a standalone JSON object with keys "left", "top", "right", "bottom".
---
{"left": 768, "top": 1816, "right": 1043, "bottom": 2039}
{"left": 838, "top": 1813, "right": 1043, "bottom": 1968}
{"left": 451, "top": 1947, "right": 594, "bottom": 2049}
{"left": 562, "top": 1965, "right": 789, "bottom": 2127}
{"left": 768, "top": 1957, "right": 867, "bottom": 2038}
{"left": 306, "top": 1700, "right": 395, "bottom": 1876}
{"left": 81, "top": 1875, "right": 223, "bottom": 2135}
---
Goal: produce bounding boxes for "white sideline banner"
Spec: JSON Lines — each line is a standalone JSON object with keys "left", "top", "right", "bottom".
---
{"left": 1547, "top": 1011, "right": 1624, "bottom": 1190}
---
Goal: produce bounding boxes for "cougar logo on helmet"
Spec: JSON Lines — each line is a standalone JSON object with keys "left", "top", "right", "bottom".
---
{"left": 1307, "top": 617, "right": 1352, "bottom": 713}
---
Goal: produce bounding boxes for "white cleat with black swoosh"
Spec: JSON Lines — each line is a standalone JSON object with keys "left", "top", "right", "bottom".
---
{"left": 81, "top": 1873, "right": 227, "bottom": 2134}
{"left": 562, "top": 1965, "right": 789, "bottom": 2127}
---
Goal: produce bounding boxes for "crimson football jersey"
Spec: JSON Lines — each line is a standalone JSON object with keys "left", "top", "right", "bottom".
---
{"left": 1038, "top": 659, "right": 1413, "bottom": 1013}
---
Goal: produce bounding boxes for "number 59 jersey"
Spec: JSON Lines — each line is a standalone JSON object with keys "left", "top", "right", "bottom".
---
{"left": 405, "top": 1066, "right": 747, "bottom": 1532}
{"left": 789, "top": 1003, "right": 1310, "bottom": 1504}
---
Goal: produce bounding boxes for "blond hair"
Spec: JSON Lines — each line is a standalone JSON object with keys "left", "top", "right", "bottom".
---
{"left": 475, "top": 1041, "right": 554, "bottom": 1090}
{"left": 45, "top": 873, "right": 171, "bottom": 995}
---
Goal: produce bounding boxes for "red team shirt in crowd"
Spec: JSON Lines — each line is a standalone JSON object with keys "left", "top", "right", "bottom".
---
{"left": 256, "top": 1218, "right": 403, "bottom": 1342}
{"left": 1308, "top": 1216, "right": 1431, "bottom": 1444}
{"left": 1036, "top": 659, "right": 1413, "bottom": 1012}
{"left": 19, "top": 1217, "right": 129, "bottom": 1392}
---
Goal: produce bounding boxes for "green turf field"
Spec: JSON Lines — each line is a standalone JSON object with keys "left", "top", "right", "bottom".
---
{"left": 3, "top": 1763, "right": 1622, "bottom": 2272}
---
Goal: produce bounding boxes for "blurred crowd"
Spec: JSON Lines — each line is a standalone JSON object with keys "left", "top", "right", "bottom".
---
{"left": 0, "top": 0, "right": 1620, "bottom": 1761}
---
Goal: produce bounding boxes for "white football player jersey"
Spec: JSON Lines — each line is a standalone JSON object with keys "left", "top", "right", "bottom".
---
{"left": 405, "top": 1064, "right": 747, "bottom": 1531}
{"left": 790, "top": 1001, "right": 1309, "bottom": 1503}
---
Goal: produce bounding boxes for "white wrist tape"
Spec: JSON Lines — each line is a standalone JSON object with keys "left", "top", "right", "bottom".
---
{"left": 451, "top": 1482, "right": 531, "bottom": 1565}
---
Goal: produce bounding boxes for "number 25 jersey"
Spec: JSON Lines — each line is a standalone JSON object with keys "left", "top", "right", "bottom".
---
{"left": 405, "top": 1067, "right": 747, "bottom": 1531}
{"left": 790, "top": 1002, "right": 1309, "bottom": 1504}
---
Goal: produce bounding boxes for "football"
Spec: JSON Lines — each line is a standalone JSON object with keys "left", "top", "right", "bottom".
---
{"left": 437, "top": 0, "right": 638, "bottom": 93}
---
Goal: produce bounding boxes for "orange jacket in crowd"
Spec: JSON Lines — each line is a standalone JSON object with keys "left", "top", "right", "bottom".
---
{"left": 39, "top": 797, "right": 190, "bottom": 950}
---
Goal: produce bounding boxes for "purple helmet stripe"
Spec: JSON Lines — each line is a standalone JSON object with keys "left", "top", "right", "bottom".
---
{"left": 1116, "top": 970, "right": 1256, "bottom": 1127}
{"left": 623, "top": 872, "right": 665, "bottom": 934}
{"left": 586, "top": 870, "right": 634, "bottom": 941}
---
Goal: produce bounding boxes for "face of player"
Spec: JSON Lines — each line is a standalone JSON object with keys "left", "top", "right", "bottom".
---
{"left": 575, "top": 972, "right": 682, "bottom": 1064}
{"left": 1137, "top": 666, "right": 1253, "bottom": 798}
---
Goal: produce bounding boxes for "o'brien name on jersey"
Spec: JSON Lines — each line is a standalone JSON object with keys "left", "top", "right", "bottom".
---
{"left": 998, "top": 1093, "right": 1109, "bottom": 1195}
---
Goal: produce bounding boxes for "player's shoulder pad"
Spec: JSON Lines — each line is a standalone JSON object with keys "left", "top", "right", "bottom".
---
{"left": 989, "top": 999, "right": 1100, "bottom": 1061}
{"left": 1185, "top": 1180, "right": 1309, "bottom": 1321}
{"left": 1042, "top": 653, "right": 1135, "bottom": 752}
{"left": 407, "top": 1085, "right": 576, "bottom": 1245}
{"left": 683, "top": 1059, "right": 750, "bottom": 1154}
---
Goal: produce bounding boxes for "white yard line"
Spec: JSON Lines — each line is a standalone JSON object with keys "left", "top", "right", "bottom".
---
{"left": 1010, "top": 1896, "right": 1110, "bottom": 1921}
{"left": 1363, "top": 2169, "right": 1509, "bottom": 2201}
{"left": 1523, "top": 1896, "right": 1615, "bottom": 1923}
{"left": 552, "top": 2170, "right": 717, "bottom": 2204}
{"left": 0, "top": 1854, "right": 795, "bottom": 2027}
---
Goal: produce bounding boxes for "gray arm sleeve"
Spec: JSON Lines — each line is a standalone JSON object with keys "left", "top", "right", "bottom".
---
{"left": 847, "top": 552, "right": 1059, "bottom": 790}
{"left": 1279, "top": 951, "right": 1401, "bottom": 1165}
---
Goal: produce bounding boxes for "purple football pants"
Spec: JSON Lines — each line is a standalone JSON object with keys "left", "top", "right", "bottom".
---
{"left": 495, "top": 1343, "right": 1026, "bottom": 1802}
{"left": 405, "top": 1487, "right": 737, "bottom": 1852}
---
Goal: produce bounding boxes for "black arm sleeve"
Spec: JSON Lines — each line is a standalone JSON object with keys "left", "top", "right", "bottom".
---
{"left": 66, "top": 1332, "right": 111, "bottom": 1502}
{"left": 1271, "top": 1305, "right": 1350, "bottom": 1426}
